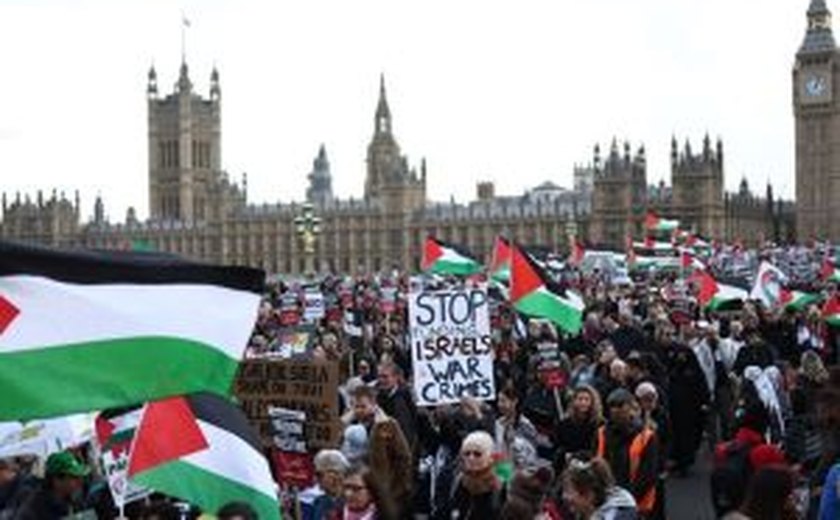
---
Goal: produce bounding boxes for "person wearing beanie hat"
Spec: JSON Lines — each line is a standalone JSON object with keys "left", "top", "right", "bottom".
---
{"left": 596, "top": 388, "right": 659, "bottom": 517}
{"left": 14, "top": 451, "right": 89, "bottom": 520}
{"left": 341, "top": 424, "right": 370, "bottom": 467}
{"left": 446, "top": 431, "right": 504, "bottom": 520}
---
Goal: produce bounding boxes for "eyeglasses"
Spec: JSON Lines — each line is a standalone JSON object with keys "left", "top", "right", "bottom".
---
{"left": 462, "top": 450, "right": 484, "bottom": 458}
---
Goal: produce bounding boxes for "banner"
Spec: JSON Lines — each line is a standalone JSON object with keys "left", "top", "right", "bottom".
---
{"left": 268, "top": 406, "right": 307, "bottom": 453}
{"left": 409, "top": 287, "right": 495, "bottom": 406}
{"left": 235, "top": 360, "right": 341, "bottom": 450}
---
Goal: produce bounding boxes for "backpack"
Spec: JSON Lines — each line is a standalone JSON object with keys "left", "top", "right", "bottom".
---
{"left": 710, "top": 440, "right": 754, "bottom": 516}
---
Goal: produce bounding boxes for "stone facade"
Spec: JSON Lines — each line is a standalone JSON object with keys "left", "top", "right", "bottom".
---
{"left": 0, "top": 53, "right": 798, "bottom": 272}
{"left": 795, "top": 0, "right": 840, "bottom": 241}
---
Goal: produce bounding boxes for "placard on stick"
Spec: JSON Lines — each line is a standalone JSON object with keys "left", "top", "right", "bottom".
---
{"left": 409, "top": 287, "right": 495, "bottom": 406}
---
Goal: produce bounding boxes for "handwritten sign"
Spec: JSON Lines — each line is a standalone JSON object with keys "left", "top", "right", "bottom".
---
{"left": 409, "top": 287, "right": 495, "bottom": 406}
{"left": 235, "top": 360, "right": 340, "bottom": 450}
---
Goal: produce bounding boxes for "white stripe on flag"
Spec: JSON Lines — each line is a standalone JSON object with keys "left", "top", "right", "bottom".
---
{"left": 184, "top": 420, "right": 277, "bottom": 499}
{"left": 0, "top": 275, "right": 260, "bottom": 358}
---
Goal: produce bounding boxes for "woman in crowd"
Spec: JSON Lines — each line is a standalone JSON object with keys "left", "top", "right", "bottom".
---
{"left": 561, "top": 457, "right": 637, "bottom": 520}
{"left": 553, "top": 385, "right": 603, "bottom": 470}
{"left": 723, "top": 465, "right": 798, "bottom": 520}
{"left": 446, "top": 431, "right": 505, "bottom": 520}
{"left": 332, "top": 465, "right": 396, "bottom": 520}
{"left": 495, "top": 383, "right": 540, "bottom": 457}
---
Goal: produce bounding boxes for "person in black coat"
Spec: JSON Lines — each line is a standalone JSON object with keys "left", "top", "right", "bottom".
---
{"left": 666, "top": 342, "right": 710, "bottom": 475}
{"left": 14, "top": 452, "right": 89, "bottom": 520}
{"left": 376, "top": 361, "right": 419, "bottom": 455}
{"left": 553, "top": 385, "right": 603, "bottom": 471}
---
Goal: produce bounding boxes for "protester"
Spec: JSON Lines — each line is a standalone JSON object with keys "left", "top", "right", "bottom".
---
{"left": 723, "top": 465, "right": 798, "bottom": 520}
{"left": 217, "top": 501, "right": 258, "bottom": 520}
{"left": 553, "top": 385, "right": 603, "bottom": 470}
{"left": 446, "top": 431, "right": 504, "bottom": 520}
{"left": 332, "top": 465, "right": 396, "bottom": 520}
{"left": 302, "top": 450, "right": 350, "bottom": 520}
{"left": 561, "top": 456, "right": 637, "bottom": 520}
{"left": 596, "top": 389, "right": 659, "bottom": 517}
{"left": 14, "top": 451, "right": 88, "bottom": 520}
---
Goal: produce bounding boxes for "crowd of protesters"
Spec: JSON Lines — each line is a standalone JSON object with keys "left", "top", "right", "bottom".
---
{"left": 3, "top": 243, "right": 840, "bottom": 519}
{"left": 246, "top": 244, "right": 840, "bottom": 520}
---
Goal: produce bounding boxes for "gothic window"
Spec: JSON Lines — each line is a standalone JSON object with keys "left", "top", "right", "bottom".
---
{"left": 192, "top": 140, "right": 197, "bottom": 168}
{"left": 159, "top": 142, "right": 166, "bottom": 168}
{"left": 174, "top": 142, "right": 180, "bottom": 168}
{"left": 379, "top": 117, "right": 388, "bottom": 133}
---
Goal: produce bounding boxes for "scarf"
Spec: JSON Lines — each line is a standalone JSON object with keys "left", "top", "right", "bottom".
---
{"left": 344, "top": 504, "right": 376, "bottom": 520}
{"left": 460, "top": 466, "right": 500, "bottom": 496}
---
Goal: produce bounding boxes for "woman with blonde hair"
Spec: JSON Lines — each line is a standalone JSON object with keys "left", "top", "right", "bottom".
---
{"left": 554, "top": 385, "right": 604, "bottom": 469}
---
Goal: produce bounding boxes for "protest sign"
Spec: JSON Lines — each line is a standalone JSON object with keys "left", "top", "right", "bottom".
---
{"left": 270, "top": 325, "right": 316, "bottom": 359}
{"left": 380, "top": 287, "right": 398, "bottom": 314}
{"left": 303, "top": 290, "right": 325, "bottom": 323}
{"left": 235, "top": 360, "right": 341, "bottom": 450}
{"left": 279, "top": 293, "right": 301, "bottom": 326}
{"left": 94, "top": 409, "right": 150, "bottom": 510}
{"left": 535, "top": 342, "right": 566, "bottom": 389}
{"left": 268, "top": 406, "right": 307, "bottom": 453}
{"left": 409, "top": 287, "right": 495, "bottom": 406}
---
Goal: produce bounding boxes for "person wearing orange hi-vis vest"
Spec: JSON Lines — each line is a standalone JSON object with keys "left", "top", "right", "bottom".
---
{"left": 596, "top": 389, "right": 661, "bottom": 519}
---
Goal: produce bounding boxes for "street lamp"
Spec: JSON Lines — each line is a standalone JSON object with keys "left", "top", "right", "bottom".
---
{"left": 294, "top": 202, "right": 321, "bottom": 275}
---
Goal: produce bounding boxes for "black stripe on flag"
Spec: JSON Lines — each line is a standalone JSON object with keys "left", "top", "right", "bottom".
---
{"left": 0, "top": 240, "right": 264, "bottom": 293}
{"left": 187, "top": 393, "right": 264, "bottom": 454}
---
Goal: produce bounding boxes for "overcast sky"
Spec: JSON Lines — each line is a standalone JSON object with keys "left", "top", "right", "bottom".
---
{"left": 0, "top": 0, "right": 812, "bottom": 221}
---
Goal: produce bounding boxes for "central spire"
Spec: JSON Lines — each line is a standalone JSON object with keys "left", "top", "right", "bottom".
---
{"left": 375, "top": 73, "right": 392, "bottom": 136}
{"left": 801, "top": 0, "right": 836, "bottom": 54}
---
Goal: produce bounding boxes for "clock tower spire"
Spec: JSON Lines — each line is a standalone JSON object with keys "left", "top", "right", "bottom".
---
{"left": 795, "top": 0, "right": 840, "bottom": 241}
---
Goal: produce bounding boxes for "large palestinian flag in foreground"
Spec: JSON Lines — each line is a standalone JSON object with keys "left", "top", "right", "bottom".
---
{"left": 421, "top": 236, "right": 481, "bottom": 276}
{"left": 510, "top": 244, "right": 584, "bottom": 334}
{"left": 128, "top": 393, "right": 280, "bottom": 520}
{"left": 0, "top": 241, "right": 263, "bottom": 421}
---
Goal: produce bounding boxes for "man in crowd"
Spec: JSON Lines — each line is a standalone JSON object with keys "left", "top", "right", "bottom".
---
{"left": 597, "top": 388, "right": 660, "bottom": 518}
{"left": 14, "top": 451, "right": 88, "bottom": 520}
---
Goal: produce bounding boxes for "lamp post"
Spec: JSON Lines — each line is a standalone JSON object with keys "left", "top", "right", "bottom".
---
{"left": 294, "top": 202, "right": 321, "bottom": 276}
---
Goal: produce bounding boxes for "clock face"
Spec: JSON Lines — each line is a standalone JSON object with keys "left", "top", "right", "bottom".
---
{"left": 805, "top": 74, "right": 828, "bottom": 97}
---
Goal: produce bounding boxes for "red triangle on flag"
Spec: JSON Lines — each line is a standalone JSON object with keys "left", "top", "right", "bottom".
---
{"left": 489, "top": 236, "right": 511, "bottom": 272}
{"left": 0, "top": 295, "right": 20, "bottom": 335}
{"left": 823, "top": 296, "right": 840, "bottom": 318}
{"left": 644, "top": 211, "right": 659, "bottom": 230}
{"left": 510, "top": 245, "right": 543, "bottom": 303}
{"left": 128, "top": 396, "right": 209, "bottom": 476}
{"left": 821, "top": 258, "right": 835, "bottom": 280}
{"left": 421, "top": 237, "right": 444, "bottom": 270}
{"left": 690, "top": 270, "right": 719, "bottom": 307}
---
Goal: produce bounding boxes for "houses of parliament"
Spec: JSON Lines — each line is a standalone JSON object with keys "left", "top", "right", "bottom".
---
{"left": 16, "top": 0, "right": 840, "bottom": 274}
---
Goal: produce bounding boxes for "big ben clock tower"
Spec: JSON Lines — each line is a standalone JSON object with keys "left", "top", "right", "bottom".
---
{"left": 795, "top": 0, "right": 840, "bottom": 241}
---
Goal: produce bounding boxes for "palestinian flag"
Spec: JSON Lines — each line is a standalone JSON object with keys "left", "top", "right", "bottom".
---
{"left": 780, "top": 290, "right": 820, "bottom": 312}
{"left": 823, "top": 296, "right": 840, "bottom": 327}
{"left": 510, "top": 244, "right": 584, "bottom": 334}
{"left": 0, "top": 241, "right": 263, "bottom": 421}
{"left": 821, "top": 258, "right": 840, "bottom": 283}
{"left": 749, "top": 261, "right": 788, "bottom": 308}
{"left": 644, "top": 211, "right": 679, "bottom": 233}
{"left": 488, "top": 236, "right": 512, "bottom": 283}
{"left": 128, "top": 393, "right": 280, "bottom": 520}
{"left": 690, "top": 270, "right": 747, "bottom": 311}
{"left": 568, "top": 237, "right": 585, "bottom": 267}
{"left": 421, "top": 236, "right": 481, "bottom": 276}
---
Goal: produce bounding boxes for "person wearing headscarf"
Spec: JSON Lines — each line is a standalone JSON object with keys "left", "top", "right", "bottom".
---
{"left": 667, "top": 340, "right": 710, "bottom": 475}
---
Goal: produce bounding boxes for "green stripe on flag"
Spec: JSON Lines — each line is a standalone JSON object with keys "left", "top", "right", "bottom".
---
{"left": 514, "top": 288, "right": 583, "bottom": 334}
{"left": 429, "top": 259, "right": 481, "bottom": 276}
{"left": 0, "top": 337, "right": 238, "bottom": 421}
{"left": 133, "top": 460, "right": 280, "bottom": 520}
